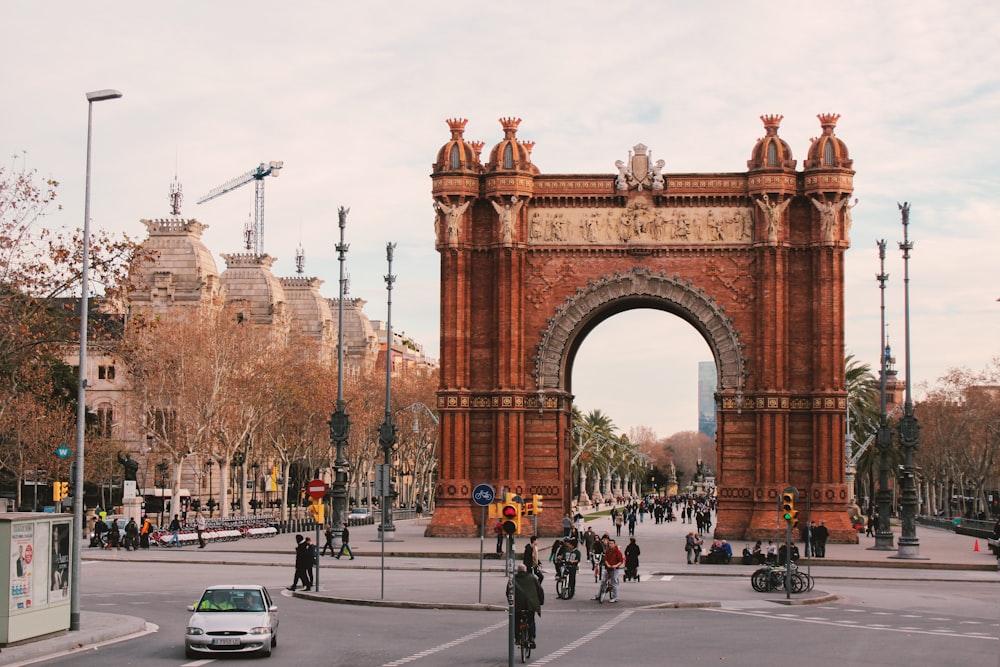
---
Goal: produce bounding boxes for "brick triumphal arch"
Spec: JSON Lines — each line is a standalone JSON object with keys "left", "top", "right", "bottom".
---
{"left": 426, "top": 115, "right": 858, "bottom": 543}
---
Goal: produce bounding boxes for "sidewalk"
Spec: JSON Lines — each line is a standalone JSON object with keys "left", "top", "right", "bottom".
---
{"left": 7, "top": 513, "right": 997, "bottom": 665}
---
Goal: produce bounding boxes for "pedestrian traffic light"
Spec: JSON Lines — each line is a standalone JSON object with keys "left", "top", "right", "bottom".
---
{"left": 522, "top": 500, "right": 534, "bottom": 516}
{"left": 781, "top": 487, "right": 798, "bottom": 528}
{"left": 308, "top": 499, "right": 325, "bottom": 526}
{"left": 53, "top": 481, "right": 69, "bottom": 502}
{"left": 532, "top": 494, "right": 544, "bottom": 515}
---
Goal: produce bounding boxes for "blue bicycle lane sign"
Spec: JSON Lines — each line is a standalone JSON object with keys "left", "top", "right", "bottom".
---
{"left": 472, "top": 484, "right": 495, "bottom": 506}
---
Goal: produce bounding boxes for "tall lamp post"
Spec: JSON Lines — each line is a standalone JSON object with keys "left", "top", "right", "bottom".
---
{"left": 71, "top": 88, "right": 122, "bottom": 632}
{"left": 205, "top": 460, "right": 215, "bottom": 517}
{"left": 378, "top": 243, "right": 398, "bottom": 537}
{"left": 251, "top": 462, "right": 260, "bottom": 514}
{"left": 329, "top": 207, "right": 352, "bottom": 534}
{"left": 872, "top": 239, "right": 895, "bottom": 550}
{"left": 895, "top": 202, "right": 922, "bottom": 559}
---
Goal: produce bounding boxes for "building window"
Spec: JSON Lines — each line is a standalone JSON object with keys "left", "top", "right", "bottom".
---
{"left": 823, "top": 141, "right": 836, "bottom": 166}
{"left": 98, "top": 365, "right": 116, "bottom": 380}
{"left": 449, "top": 144, "right": 461, "bottom": 170}
{"left": 503, "top": 144, "right": 514, "bottom": 169}
{"left": 95, "top": 405, "right": 114, "bottom": 439}
{"left": 766, "top": 142, "right": 779, "bottom": 167}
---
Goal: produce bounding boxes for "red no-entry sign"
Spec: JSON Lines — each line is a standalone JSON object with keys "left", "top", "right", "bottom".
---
{"left": 307, "top": 479, "right": 327, "bottom": 500}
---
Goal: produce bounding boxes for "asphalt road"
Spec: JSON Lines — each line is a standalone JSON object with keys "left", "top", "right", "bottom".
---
{"left": 26, "top": 558, "right": 1000, "bottom": 667}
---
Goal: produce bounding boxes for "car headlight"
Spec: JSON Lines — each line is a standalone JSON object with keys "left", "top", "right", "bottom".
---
{"left": 186, "top": 627, "right": 205, "bottom": 635}
{"left": 249, "top": 626, "right": 271, "bottom": 635}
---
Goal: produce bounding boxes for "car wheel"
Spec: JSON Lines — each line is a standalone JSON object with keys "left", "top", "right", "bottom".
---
{"left": 259, "top": 642, "right": 272, "bottom": 658}
{"left": 271, "top": 631, "right": 278, "bottom": 648}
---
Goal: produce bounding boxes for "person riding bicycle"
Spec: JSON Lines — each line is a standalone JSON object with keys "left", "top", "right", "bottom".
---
{"left": 513, "top": 563, "right": 544, "bottom": 649}
{"left": 597, "top": 537, "right": 624, "bottom": 602}
{"left": 560, "top": 538, "right": 581, "bottom": 598}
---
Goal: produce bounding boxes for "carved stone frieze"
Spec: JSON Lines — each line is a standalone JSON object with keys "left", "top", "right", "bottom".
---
{"left": 526, "top": 203, "right": 753, "bottom": 246}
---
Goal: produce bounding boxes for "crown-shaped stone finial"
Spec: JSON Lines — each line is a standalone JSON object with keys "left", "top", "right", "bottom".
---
{"left": 469, "top": 140, "right": 485, "bottom": 160}
{"left": 760, "top": 114, "right": 784, "bottom": 135}
{"left": 817, "top": 113, "right": 841, "bottom": 134}
{"left": 499, "top": 117, "right": 522, "bottom": 138}
{"left": 520, "top": 140, "right": 535, "bottom": 157}
{"left": 446, "top": 118, "right": 469, "bottom": 140}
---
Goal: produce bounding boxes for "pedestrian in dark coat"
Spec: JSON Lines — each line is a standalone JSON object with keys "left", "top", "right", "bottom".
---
{"left": 288, "top": 535, "right": 311, "bottom": 591}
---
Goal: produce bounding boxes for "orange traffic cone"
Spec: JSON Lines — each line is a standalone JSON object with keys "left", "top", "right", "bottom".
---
{"left": 974, "top": 539, "right": 980, "bottom": 552}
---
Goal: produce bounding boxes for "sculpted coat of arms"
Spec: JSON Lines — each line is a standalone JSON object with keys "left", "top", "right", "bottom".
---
{"left": 615, "top": 143, "right": 665, "bottom": 191}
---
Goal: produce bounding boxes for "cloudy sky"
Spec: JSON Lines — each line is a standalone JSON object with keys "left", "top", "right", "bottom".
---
{"left": 3, "top": 1, "right": 998, "bottom": 439}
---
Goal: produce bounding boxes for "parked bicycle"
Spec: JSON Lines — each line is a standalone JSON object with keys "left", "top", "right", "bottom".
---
{"left": 750, "top": 563, "right": 814, "bottom": 593}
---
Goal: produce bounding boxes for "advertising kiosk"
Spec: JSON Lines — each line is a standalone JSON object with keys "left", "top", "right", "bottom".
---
{"left": 1, "top": 513, "right": 72, "bottom": 645}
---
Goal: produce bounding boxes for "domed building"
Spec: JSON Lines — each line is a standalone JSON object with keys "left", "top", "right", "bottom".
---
{"left": 128, "top": 217, "right": 222, "bottom": 312}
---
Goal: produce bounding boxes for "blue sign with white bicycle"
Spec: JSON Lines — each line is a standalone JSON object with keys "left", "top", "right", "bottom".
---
{"left": 472, "top": 484, "right": 495, "bottom": 506}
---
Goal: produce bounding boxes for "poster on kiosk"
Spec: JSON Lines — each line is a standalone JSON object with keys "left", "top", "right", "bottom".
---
{"left": 2, "top": 514, "right": 72, "bottom": 644}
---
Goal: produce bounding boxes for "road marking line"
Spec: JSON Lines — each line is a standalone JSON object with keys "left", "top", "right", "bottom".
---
{"left": 381, "top": 620, "right": 507, "bottom": 666}
{"left": 532, "top": 610, "right": 635, "bottom": 666}
{"left": 659, "top": 575, "right": 674, "bottom": 581}
{"left": 710, "top": 609, "right": 997, "bottom": 641}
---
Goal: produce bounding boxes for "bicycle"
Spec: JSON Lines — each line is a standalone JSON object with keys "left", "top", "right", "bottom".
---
{"left": 750, "top": 563, "right": 814, "bottom": 593}
{"left": 515, "top": 609, "right": 533, "bottom": 663}
{"left": 595, "top": 568, "right": 614, "bottom": 603}
{"left": 555, "top": 562, "right": 577, "bottom": 600}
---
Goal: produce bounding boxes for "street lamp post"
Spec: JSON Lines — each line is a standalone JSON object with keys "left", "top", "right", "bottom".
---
{"left": 231, "top": 449, "right": 246, "bottom": 514}
{"left": 895, "top": 202, "right": 922, "bottom": 559}
{"left": 872, "top": 239, "right": 895, "bottom": 550}
{"left": 378, "top": 243, "right": 398, "bottom": 537}
{"left": 155, "top": 461, "right": 168, "bottom": 527}
{"left": 71, "top": 88, "right": 121, "bottom": 632}
{"left": 205, "top": 460, "right": 215, "bottom": 517}
{"left": 329, "top": 207, "right": 351, "bottom": 536}
{"left": 251, "top": 462, "right": 260, "bottom": 514}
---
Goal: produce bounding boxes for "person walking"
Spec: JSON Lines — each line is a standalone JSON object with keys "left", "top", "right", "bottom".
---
{"left": 288, "top": 535, "right": 311, "bottom": 591}
{"left": 320, "top": 524, "right": 336, "bottom": 556}
{"left": 562, "top": 513, "right": 573, "bottom": 537}
{"left": 335, "top": 523, "right": 354, "bottom": 560}
{"left": 685, "top": 531, "right": 702, "bottom": 564}
{"left": 123, "top": 518, "right": 139, "bottom": 551}
{"left": 302, "top": 537, "right": 316, "bottom": 589}
{"left": 624, "top": 536, "right": 640, "bottom": 581}
{"left": 167, "top": 514, "right": 182, "bottom": 547}
{"left": 523, "top": 535, "right": 542, "bottom": 582}
{"left": 196, "top": 512, "right": 207, "bottom": 548}
{"left": 513, "top": 563, "right": 544, "bottom": 649}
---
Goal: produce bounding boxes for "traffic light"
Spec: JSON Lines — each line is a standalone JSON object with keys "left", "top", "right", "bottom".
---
{"left": 501, "top": 491, "right": 522, "bottom": 534}
{"left": 522, "top": 500, "right": 534, "bottom": 516}
{"left": 53, "top": 481, "right": 69, "bottom": 502}
{"left": 781, "top": 487, "right": 798, "bottom": 528}
{"left": 531, "top": 494, "right": 544, "bottom": 515}
{"left": 488, "top": 501, "right": 503, "bottom": 520}
{"left": 308, "top": 499, "right": 325, "bottom": 526}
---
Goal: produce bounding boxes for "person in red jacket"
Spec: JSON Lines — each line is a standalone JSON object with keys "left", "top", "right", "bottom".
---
{"left": 597, "top": 537, "right": 624, "bottom": 602}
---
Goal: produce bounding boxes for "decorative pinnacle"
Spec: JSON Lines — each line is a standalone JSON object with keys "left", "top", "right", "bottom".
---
{"left": 760, "top": 114, "right": 783, "bottom": 135}
{"left": 446, "top": 118, "right": 468, "bottom": 139}
{"left": 520, "top": 140, "right": 535, "bottom": 156}
{"left": 817, "top": 113, "right": 841, "bottom": 133}
{"left": 499, "top": 117, "right": 522, "bottom": 138}
{"left": 469, "top": 141, "right": 485, "bottom": 159}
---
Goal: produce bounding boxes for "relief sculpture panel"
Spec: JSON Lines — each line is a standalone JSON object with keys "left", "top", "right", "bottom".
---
{"left": 526, "top": 201, "right": 753, "bottom": 246}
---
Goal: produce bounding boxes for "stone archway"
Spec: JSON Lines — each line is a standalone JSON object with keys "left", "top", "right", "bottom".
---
{"left": 534, "top": 267, "right": 745, "bottom": 399}
{"left": 426, "top": 115, "right": 858, "bottom": 543}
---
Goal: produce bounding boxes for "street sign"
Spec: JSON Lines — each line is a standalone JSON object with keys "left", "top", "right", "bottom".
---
{"left": 55, "top": 445, "right": 71, "bottom": 459}
{"left": 472, "top": 483, "right": 495, "bottom": 507}
{"left": 306, "top": 479, "right": 327, "bottom": 500}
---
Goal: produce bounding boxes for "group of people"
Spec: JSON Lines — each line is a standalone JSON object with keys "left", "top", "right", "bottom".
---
{"left": 287, "top": 523, "right": 356, "bottom": 592}
{"left": 91, "top": 515, "right": 154, "bottom": 550}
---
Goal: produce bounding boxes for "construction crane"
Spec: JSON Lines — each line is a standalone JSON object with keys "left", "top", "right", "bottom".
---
{"left": 197, "top": 161, "right": 283, "bottom": 255}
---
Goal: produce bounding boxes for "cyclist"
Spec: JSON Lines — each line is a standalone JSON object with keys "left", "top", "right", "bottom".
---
{"left": 596, "top": 537, "right": 624, "bottom": 602}
{"left": 513, "top": 563, "right": 544, "bottom": 649}
{"left": 561, "top": 538, "right": 581, "bottom": 599}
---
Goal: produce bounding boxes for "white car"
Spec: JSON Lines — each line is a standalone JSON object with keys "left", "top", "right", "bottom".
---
{"left": 185, "top": 585, "right": 278, "bottom": 658}
{"left": 348, "top": 507, "right": 371, "bottom": 521}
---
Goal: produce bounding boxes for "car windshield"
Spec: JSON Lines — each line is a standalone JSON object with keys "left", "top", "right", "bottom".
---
{"left": 197, "top": 590, "right": 265, "bottom": 612}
